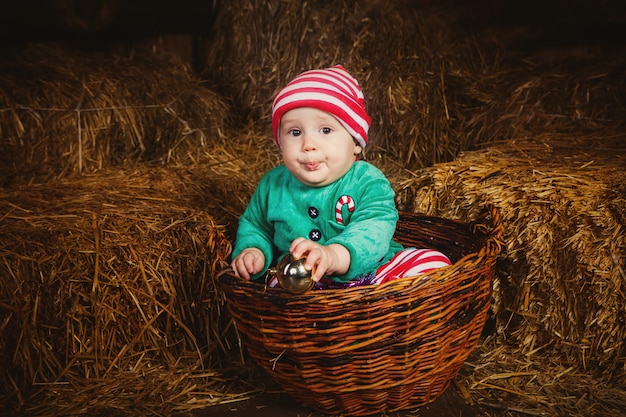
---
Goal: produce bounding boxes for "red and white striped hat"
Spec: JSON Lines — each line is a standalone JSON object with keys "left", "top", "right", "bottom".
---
{"left": 271, "top": 65, "right": 371, "bottom": 148}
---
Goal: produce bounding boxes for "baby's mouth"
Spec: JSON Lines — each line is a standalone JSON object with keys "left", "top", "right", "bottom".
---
{"left": 303, "top": 161, "right": 321, "bottom": 171}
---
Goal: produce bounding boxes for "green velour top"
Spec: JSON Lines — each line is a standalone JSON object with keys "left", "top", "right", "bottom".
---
{"left": 232, "top": 161, "right": 403, "bottom": 283}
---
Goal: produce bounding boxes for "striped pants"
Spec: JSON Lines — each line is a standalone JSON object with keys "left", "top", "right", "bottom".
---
{"left": 373, "top": 248, "right": 452, "bottom": 284}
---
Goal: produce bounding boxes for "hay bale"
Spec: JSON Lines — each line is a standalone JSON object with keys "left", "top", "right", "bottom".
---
{"left": 393, "top": 136, "right": 626, "bottom": 379}
{"left": 458, "top": 50, "right": 626, "bottom": 149}
{"left": 0, "top": 43, "right": 232, "bottom": 187}
{"left": 201, "top": 0, "right": 503, "bottom": 169}
{"left": 0, "top": 165, "right": 255, "bottom": 416}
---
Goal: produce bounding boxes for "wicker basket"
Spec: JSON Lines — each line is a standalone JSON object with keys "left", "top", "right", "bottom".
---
{"left": 219, "top": 204, "right": 504, "bottom": 416}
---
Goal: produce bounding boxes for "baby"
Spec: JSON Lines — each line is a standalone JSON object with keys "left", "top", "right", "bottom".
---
{"left": 231, "top": 65, "right": 450, "bottom": 288}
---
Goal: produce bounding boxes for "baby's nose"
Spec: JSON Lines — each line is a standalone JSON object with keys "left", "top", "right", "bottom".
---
{"left": 302, "top": 133, "right": 318, "bottom": 151}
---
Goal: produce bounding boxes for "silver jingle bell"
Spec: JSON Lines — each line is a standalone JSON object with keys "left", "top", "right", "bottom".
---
{"left": 272, "top": 254, "right": 314, "bottom": 294}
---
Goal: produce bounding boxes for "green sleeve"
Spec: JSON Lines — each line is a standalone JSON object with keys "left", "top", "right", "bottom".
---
{"left": 231, "top": 174, "right": 275, "bottom": 280}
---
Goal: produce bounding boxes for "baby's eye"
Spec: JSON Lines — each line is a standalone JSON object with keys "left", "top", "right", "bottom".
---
{"left": 288, "top": 128, "right": 302, "bottom": 137}
{"left": 321, "top": 127, "right": 332, "bottom": 135}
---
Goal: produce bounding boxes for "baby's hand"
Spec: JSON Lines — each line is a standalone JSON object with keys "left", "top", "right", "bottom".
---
{"left": 290, "top": 238, "right": 350, "bottom": 282}
{"left": 231, "top": 248, "right": 265, "bottom": 280}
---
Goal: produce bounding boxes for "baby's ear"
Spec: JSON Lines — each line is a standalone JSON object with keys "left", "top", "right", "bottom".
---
{"left": 353, "top": 143, "right": 363, "bottom": 161}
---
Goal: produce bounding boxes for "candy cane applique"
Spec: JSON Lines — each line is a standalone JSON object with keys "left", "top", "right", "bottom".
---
{"left": 335, "top": 195, "right": 355, "bottom": 224}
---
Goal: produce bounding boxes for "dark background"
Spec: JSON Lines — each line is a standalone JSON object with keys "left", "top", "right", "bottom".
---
{"left": 2, "top": 1, "right": 625, "bottom": 54}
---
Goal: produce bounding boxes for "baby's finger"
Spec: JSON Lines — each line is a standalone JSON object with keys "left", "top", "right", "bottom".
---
{"left": 311, "top": 261, "right": 324, "bottom": 282}
{"left": 237, "top": 259, "right": 251, "bottom": 280}
{"left": 291, "top": 239, "right": 312, "bottom": 259}
{"left": 303, "top": 248, "right": 320, "bottom": 271}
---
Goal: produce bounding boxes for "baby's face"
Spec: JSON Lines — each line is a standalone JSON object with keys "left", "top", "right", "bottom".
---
{"left": 279, "top": 107, "right": 362, "bottom": 187}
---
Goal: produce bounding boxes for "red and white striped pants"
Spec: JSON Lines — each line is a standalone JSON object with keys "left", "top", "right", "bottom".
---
{"left": 373, "top": 248, "right": 452, "bottom": 284}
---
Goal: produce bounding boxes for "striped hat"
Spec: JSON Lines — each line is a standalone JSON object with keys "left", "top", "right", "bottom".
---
{"left": 271, "top": 65, "right": 371, "bottom": 148}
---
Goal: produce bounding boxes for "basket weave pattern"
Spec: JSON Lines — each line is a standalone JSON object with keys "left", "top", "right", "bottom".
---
{"left": 220, "top": 205, "right": 503, "bottom": 416}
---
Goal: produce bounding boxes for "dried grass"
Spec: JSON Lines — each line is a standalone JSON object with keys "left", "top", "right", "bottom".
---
{"left": 0, "top": 165, "right": 259, "bottom": 416}
{"left": 0, "top": 43, "right": 232, "bottom": 187}
{"left": 459, "top": 54, "right": 626, "bottom": 148}
{"left": 457, "top": 336, "right": 626, "bottom": 417}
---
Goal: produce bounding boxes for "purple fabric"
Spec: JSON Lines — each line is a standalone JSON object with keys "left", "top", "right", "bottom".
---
{"left": 313, "top": 272, "right": 377, "bottom": 289}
